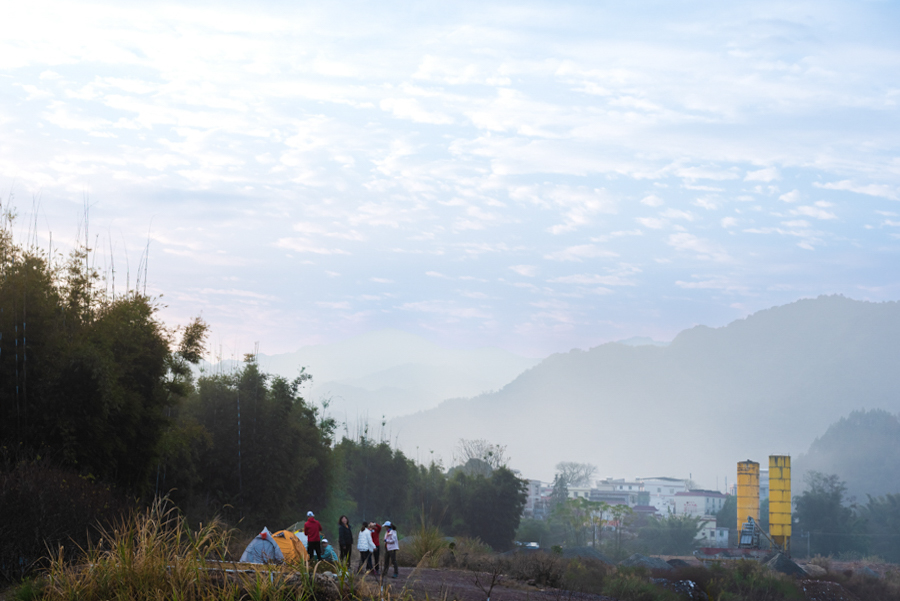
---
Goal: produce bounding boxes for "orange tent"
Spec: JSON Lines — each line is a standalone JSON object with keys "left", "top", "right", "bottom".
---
{"left": 272, "top": 529, "right": 309, "bottom": 564}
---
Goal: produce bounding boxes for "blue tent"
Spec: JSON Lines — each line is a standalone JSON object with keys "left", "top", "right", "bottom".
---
{"left": 239, "top": 527, "right": 285, "bottom": 563}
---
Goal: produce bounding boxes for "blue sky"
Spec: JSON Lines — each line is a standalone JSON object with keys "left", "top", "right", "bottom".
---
{"left": 2, "top": 0, "right": 899, "bottom": 356}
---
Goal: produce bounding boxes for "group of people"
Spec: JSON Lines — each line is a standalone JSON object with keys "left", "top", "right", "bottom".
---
{"left": 302, "top": 511, "right": 400, "bottom": 578}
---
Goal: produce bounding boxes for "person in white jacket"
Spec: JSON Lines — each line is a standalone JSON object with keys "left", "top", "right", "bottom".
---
{"left": 357, "top": 522, "right": 376, "bottom": 572}
{"left": 383, "top": 521, "right": 399, "bottom": 578}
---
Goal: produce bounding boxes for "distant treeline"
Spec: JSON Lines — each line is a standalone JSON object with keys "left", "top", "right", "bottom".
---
{"left": 0, "top": 214, "right": 526, "bottom": 582}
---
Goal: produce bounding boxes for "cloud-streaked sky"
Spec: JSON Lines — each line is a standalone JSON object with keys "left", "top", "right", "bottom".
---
{"left": 3, "top": 0, "right": 899, "bottom": 356}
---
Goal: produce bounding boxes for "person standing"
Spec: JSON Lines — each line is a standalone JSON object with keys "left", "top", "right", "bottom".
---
{"left": 304, "top": 511, "right": 323, "bottom": 561}
{"left": 357, "top": 522, "right": 376, "bottom": 572}
{"left": 383, "top": 521, "right": 399, "bottom": 578}
{"left": 337, "top": 515, "right": 353, "bottom": 563}
{"left": 370, "top": 521, "right": 382, "bottom": 573}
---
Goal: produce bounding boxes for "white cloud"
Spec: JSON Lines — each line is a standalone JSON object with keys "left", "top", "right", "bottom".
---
{"left": 636, "top": 217, "right": 666, "bottom": 229}
{"left": 510, "top": 264, "right": 538, "bottom": 277}
{"left": 815, "top": 180, "right": 898, "bottom": 200}
{"left": 791, "top": 205, "right": 837, "bottom": 220}
{"left": 317, "top": 301, "right": 352, "bottom": 310}
{"left": 675, "top": 166, "right": 740, "bottom": 182}
{"left": 2, "top": 0, "right": 900, "bottom": 357}
{"left": 779, "top": 190, "right": 801, "bottom": 203}
{"left": 380, "top": 97, "right": 454, "bottom": 125}
{"left": 693, "top": 197, "right": 719, "bottom": 210}
{"left": 662, "top": 208, "right": 695, "bottom": 221}
{"left": 675, "top": 277, "right": 748, "bottom": 293}
{"left": 399, "top": 301, "right": 492, "bottom": 320}
{"left": 667, "top": 233, "right": 730, "bottom": 262}
{"left": 544, "top": 244, "right": 617, "bottom": 262}
{"left": 275, "top": 238, "right": 350, "bottom": 254}
{"left": 549, "top": 267, "right": 639, "bottom": 286}
{"left": 744, "top": 167, "right": 780, "bottom": 182}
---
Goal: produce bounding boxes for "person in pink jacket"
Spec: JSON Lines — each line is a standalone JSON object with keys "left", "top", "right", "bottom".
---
{"left": 382, "top": 521, "right": 399, "bottom": 578}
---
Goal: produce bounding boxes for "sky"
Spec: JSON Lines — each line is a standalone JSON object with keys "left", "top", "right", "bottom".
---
{"left": 2, "top": 0, "right": 899, "bottom": 357}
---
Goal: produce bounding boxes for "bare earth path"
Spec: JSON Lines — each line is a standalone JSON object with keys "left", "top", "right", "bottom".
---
{"left": 366, "top": 567, "right": 619, "bottom": 601}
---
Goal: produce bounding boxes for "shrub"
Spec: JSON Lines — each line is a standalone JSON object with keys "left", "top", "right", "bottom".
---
{"left": 562, "top": 557, "right": 612, "bottom": 594}
{"left": 705, "top": 559, "right": 803, "bottom": 600}
{"left": 0, "top": 459, "right": 128, "bottom": 583}
{"left": 505, "top": 550, "right": 564, "bottom": 588}
{"left": 441, "top": 536, "right": 492, "bottom": 569}
{"left": 812, "top": 566, "right": 900, "bottom": 601}
{"left": 396, "top": 524, "right": 448, "bottom": 568}
{"left": 602, "top": 569, "right": 678, "bottom": 601}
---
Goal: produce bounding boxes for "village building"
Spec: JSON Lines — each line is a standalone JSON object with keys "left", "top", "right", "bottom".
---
{"left": 674, "top": 490, "right": 728, "bottom": 518}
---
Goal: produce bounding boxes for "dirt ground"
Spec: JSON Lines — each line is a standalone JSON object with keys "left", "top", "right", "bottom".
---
{"left": 366, "top": 567, "right": 619, "bottom": 601}
{"left": 372, "top": 558, "right": 894, "bottom": 601}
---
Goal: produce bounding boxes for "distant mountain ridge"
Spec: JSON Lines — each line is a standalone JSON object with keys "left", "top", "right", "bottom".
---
{"left": 794, "top": 409, "right": 900, "bottom": 500}
{"left": 201, "top": 328, "right": 539, "bottom": 421}
{"left": 390, "top": 296, "right": 900, "bottom": 486}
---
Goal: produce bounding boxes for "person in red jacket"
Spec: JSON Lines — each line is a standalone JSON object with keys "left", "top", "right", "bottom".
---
{"left": 304, "top": 511, "right": 323, "bottom": 561}
{"left": 370, "top": 522, "right": 382, "bottom": 573}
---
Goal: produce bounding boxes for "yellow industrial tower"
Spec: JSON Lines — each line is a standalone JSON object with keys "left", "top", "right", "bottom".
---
{"left": 737, "top": 460, "right": 760, "bottom": 533}
{"left": 769, "top": 455, "right": 792, "bottom": 554}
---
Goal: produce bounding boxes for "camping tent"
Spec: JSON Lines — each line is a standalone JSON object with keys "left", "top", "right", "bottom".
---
{"left": 272, "top": 529, "right": 309, "bottom": 563}
{"left": 287, "top": 521, "right": 309, "bottom": 546}
{"left": 240, "top": 527, "right": 285, "bottom": 564}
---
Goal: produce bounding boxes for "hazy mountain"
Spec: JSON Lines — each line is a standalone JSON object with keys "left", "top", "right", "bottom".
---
{"left": 793, "top": 409, "right": 900, "bottom": 501}
{"left": 390, "top": 296, "right": 900, "bottom": 487}
{"left": 202, "top": 329, "right": 539, "bottom": 421}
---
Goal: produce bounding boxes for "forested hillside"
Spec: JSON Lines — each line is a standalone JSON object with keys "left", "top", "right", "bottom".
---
{"left": 793, "top": 409, "right": 900, "bottom": 500}
{"left": 393, "top": 296, "right": 900, "bottom": 487}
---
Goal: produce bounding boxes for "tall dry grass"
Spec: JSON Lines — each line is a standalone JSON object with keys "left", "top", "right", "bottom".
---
{"left": 24, "top": 498, "right": 375, "bottom": 601}
{"left": 397, "top": 525, "right": 448, "bottom": 568}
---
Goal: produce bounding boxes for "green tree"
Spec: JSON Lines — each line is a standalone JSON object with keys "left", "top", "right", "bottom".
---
{"left": 794, "top": 472, "right": 866, "bottom": 557}
{"left": 608, "top": 504, "right": 633, "bottom": 559}
{"left": 0, "top": 218, "right": 206, "bottom": 494}
{"left": 179, "top": 358, "right": 333, "bottom": 524}
{"left": 553, "top": 497, "right": 597, "bottom": 547}
{"left": 407, "top": 460, "right": 448, "bottom": 528}
{"left": 637, "top": 514, "right": 703, "bottom": 555}
{"left": 549, "top": 473, "right": 568, "bottom": 511}
{"left": 332, "top": 436, "right": 413, "bottom": 523}
{"left": 516, "top": 518, "right": 551, "bottom": 547}
{"left": 860, "top": 494, "right": 900, "bottom": 562}
{"left": 445, "top": 466, "right": 527, "bottom": 551}
{"left": 716, "top": 495, "right": 737, "bottom": 544}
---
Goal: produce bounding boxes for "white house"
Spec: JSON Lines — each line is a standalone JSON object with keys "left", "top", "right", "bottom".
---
{"left": 567, "top": 486, "right": 593, "bottom": 500}
{"left": 523, "top": 479, "right": 544, "bottom": 518}
{"left": 674, "top": 490, "right": 727, "bottom": 518}
{"left": 638, "top": 477, "right": 688, "bottom": 513}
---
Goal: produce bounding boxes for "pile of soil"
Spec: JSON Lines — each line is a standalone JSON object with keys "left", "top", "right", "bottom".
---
{"left": 764, "top": 553, "right": 807, "bottom": 577}
{"left": 619, "top": 553, "right": 672, "bottom": 571}
{"left": 650, "top": 578, "right": 709, "bottom": 601}
{"left": 561, "top": 547, "right": 613, "bottom": 564}
{"left": 798, "top": 579, "right": 858, "bottom": 601}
